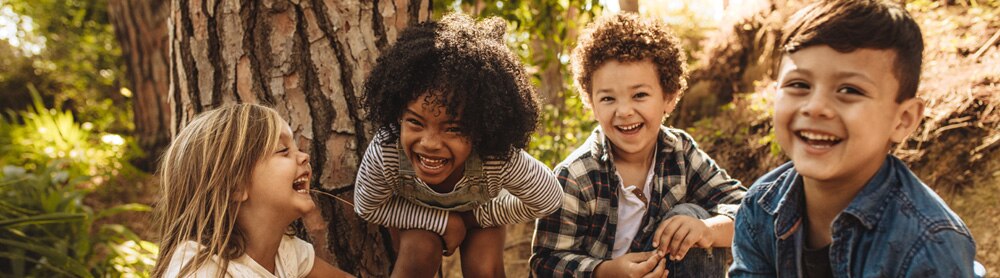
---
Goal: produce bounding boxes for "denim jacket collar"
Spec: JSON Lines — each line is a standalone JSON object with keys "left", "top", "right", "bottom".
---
{"left": 757, "top": 155, "right": 895, "bottom": 238}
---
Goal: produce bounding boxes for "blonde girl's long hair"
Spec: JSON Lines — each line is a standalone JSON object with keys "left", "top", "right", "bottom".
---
{"left": 151, "top": 104, "right": 284, "bottom": 277}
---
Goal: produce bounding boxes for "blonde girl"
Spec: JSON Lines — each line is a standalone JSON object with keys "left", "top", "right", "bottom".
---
{"left": 151, "top": 104, "right": 349, "bottom": 278}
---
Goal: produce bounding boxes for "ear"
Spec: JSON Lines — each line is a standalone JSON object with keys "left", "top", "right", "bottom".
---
{"left": 233, "top": 189, "right": 249, "bottom": 202}
{"left": 890, "top": 98, "right": 924, "bottom": 143}
{"left": 663, "top": 92, "right": 681, "bottom": 115}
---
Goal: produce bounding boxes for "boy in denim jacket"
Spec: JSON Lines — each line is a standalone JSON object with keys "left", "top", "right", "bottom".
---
{"left": 729, "top": 1, "right": 976, "bottom": 277}
{"left": 531, "top": 13, "right": 747, "bottom": 277}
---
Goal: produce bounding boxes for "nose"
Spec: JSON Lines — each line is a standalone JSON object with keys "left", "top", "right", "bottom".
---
{"left": 297, "top": 151, "right": 310, "bottom": 165}
{"left": 615, "top": 102, "right": 636, "bottom": 119}
{"left": 800, "top": 93, "right": 835, "bottom": 118}
{"left": 419, "top": 133, "right": 443, "bottom": 151}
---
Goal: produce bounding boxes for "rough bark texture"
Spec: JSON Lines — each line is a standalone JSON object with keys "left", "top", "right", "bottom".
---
{"left": 168, "top": 0, "right": 430, "bottom": 276}
{"left": 109, "top": 0, "right": 171, "bottom": 171}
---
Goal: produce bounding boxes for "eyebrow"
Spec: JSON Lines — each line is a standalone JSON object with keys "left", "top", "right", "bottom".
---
{"left": 595, "top": 83, "right": 652, "bottom": 94}
{"left": 630, "top": 84, "right": 652, "bottom": 90}
{"left": 404, "top": 108, "right": 460, "bottom": 124}
{"left": 403, "top": 108, "right": 425, "bottom": 120}
{"left": 833, "top": 71, "right": 876, "bottom": 86}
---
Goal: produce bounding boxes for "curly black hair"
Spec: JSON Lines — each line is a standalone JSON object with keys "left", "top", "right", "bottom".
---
{"left": 362, "top": 13, "right": 539, "bottom": 160}
{"left": 571, "top": 13, "right": 687, "bottom": 105}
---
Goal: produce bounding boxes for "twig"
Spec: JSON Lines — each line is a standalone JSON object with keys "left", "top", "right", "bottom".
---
{"left": 971, "top": 28, "right": 1000, "bottom": 61}
{"left": 311, "top": 189, "right": 355, "bottom": 207}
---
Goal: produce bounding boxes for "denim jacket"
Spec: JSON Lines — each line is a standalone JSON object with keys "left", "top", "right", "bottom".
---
{"left": 729, "top": 155, "right": 976, "bottom": 277}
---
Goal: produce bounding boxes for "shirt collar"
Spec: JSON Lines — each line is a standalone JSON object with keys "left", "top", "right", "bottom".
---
{"left": 590, "top": 125, "right": 682, "bottom": 164}
{"left": 841, "top": 155, "right": 897, "bottom": 229}
{"left": 761, "top": 155, "right": 896, "bottom": 237}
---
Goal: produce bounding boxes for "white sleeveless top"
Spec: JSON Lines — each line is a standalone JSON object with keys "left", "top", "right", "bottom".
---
{"left": 163, "top": 235, "right": 315, "bottom": 277}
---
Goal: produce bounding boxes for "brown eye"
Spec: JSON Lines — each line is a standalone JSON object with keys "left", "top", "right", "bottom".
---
{"left": 836, "top": 86, "right": 864, "bottom": 96}
{"left": 404, "top": 118, "right": 422, "bottom": 126}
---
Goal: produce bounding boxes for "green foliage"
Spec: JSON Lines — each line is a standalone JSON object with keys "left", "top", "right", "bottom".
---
{"left": 0, "top": 0, "right": 131, "bottom": 134}
{"left": 0, "top": 91, "right": 154, "bottom": 277}
{"left": 530, "top": 90, "right": 598, "bottom": 167}
{"left": 2, "top": 88, "right": 137, "bottom": 180}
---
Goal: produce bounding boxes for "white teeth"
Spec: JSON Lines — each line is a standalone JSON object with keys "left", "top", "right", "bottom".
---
{"left": 418, "top": 155, "right": 445, "bottom": 170}
{"left": 292, "top": 177, "right": 309, "bottom": 193}
{"left": 618, "top": 123, "right": 642, "bottom": 131}
{"left": 799, "top": 131, "right": 841, "bottom": 141}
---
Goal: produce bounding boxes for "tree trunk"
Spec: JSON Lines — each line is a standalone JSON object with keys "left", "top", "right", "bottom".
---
{"left": 108, "top": 0, "right": 171, "bottom": 171}
{"left": 619, "top": 0, "right": 638, "bottom": 13}
{"left": 167, "top": 0, "right": 430, "bottom": 276}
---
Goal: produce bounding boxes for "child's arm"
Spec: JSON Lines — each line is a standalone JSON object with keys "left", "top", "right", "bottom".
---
{"left": 529, "top": 166, "right": 601, "bottom": 277}
{"left": 728, "top": 190, "right": 776, "bottom": 277}
{"left": 651, "top": 214, "right": 733, "bottom": 261}
{"left": 677, "top": 131, "right": 746, "bottom": 221}
{"left": 469, "top": 150, "right": 562, "bottom": 228}
{"left": 902, "top": 230, "right": 976, "bottom": 277}
{"left": 306, "top": 258, "right": 354, "bottom": 278}
{"left": 354, "top": 138, "right": 450, "bottom": 235}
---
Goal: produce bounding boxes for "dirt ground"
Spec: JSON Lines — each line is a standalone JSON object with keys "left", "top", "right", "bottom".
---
{"left": 942, "top": 157, "right": 1000, "bottom": 277}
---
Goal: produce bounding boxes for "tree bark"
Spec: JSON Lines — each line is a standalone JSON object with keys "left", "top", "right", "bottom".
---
{"left": 108, "top": 0, "right": 171, "bottom": 171}
{"left": 619, "top": 0, "right": 638, "bottom": 13}
{"left": 167, "top": 0, "right": 430, "bottom": 276}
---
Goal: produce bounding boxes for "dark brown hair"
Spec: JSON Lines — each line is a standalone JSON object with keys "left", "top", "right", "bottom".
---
{"left": 781, "top": 0, "right": 924, "bottom": 102}
{"left": 571, "top": 13, "right": 687, "bottom": 104}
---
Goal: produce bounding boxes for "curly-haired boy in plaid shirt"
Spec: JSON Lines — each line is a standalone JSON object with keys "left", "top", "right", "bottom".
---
{"left": 530, "top": 13, "right": 747, "bottom": 277}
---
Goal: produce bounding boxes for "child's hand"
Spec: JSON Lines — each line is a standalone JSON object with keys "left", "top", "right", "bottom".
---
{"left": 652, "top": 215, "right": 713, "bottom": 261}
{"left": 442, "top": 212, "right": 466, "bottom": 256}
{"left": 594, "top": 251, "right": 668, "bottom": 278}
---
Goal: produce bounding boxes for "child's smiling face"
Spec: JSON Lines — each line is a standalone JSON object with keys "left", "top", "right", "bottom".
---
{"left": 244, "top": 119, "right": 315, "bottom": 221}
{"left": 589, "top": 59, "right": 677, "bottom": 158}
{"left": 400, "top": 93, "right": 472, "bottom": 188}
{"left": 774, "top": 45, "right": 923, "bottom": 187}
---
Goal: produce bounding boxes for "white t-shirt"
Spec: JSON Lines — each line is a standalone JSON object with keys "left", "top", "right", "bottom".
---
{"left": 163, "top": 235, "right": 315, "bottom": 278}
{"left": 611, "top": 160, "right": 655, "bottom": 258}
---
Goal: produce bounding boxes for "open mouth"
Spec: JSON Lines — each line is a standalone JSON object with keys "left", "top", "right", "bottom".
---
{"left": 615, "top": 122, "right": 643, "bottom": 134}
{"left": 796, "top": 130, "right": 843, "bottom": 148}
{"left": 292, "top": 174, "right": 310, "bottom": 193}
{"left": 417, "top": 154, "right": 447, "bottom": 170}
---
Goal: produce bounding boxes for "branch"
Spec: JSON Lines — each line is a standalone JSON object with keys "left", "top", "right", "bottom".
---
{"left": 971, "top": 28, "right": 1000, "bottom": 61}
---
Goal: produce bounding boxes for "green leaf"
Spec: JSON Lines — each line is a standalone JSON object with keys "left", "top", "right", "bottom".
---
{"left": 0, "top": 238, "right": 93, "bottom": 278}
{"left": 0, "top": 212, "right": 85, "bottom": 228}
{"left": 95, "top": 203, "right": 151, "bottom": 220}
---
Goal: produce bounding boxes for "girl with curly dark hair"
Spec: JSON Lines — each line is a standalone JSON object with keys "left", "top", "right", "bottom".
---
{"left": 353, "top": 13, "right": 562, "bottom": 277}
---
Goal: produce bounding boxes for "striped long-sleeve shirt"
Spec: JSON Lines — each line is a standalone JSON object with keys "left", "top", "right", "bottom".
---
{"left": 354, "top": 130, "right": 563, "bottom": 235}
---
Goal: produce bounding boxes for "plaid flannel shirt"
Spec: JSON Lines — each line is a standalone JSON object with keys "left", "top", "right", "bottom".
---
{"left": 530, "top": 126, "right": 747, "bottom": 277}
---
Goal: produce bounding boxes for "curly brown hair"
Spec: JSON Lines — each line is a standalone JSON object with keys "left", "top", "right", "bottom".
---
{"left": 362, "top": 13, "right": 539, "bottom": 160}
{"left": 571, "top": 13, "right": 687, "bottom": 105}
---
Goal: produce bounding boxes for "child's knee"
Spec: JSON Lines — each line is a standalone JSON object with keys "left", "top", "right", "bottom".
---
{"left": 669, "top": 247, "right": 731, "bottom": 277}
{"left": 665, "top": 203, "right": 711, "bottom": 219}
{"left": 461, "top": 257, "right": 504, "bottom": 278}
{"left": 397, "top": 229, "right": 443, "bottom": 262}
